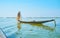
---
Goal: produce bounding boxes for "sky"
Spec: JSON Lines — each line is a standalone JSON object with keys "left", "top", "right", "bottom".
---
{"left": 0, "top": 0, "right": 60, "bottom": 17}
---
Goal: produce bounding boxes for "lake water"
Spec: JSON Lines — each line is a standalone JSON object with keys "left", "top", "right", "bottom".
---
{"left": 0, "top": 17, "right": 60, "bottom": 38}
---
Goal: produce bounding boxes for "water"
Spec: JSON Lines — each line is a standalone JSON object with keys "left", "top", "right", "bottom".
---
{"left": 0, "top": 17, "right": 60, "bottom": 38}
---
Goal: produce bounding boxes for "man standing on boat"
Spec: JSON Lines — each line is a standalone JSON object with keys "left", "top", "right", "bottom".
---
{"left": 17, "top": 11, "right": 21, "bottom": 21}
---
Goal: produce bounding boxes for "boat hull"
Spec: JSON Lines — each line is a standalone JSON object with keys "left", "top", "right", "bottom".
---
{"left": 19, "top": 19, "right": 54, "bottom": 23}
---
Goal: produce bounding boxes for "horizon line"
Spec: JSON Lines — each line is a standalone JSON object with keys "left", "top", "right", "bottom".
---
{"left": 0, "top": 16, "right": 60, "bottom": 18}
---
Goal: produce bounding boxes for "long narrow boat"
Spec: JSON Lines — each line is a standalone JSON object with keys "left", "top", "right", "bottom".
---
{"left": 18, "top": 19, "right": 55, "bottom": 23}
{"left": 17, "top": 11, "right": 55, "bottom": 24}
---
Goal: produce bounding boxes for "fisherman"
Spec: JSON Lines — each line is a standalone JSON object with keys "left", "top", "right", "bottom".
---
{"left": 17, "top": 11, "right": 21, "bottom": 21}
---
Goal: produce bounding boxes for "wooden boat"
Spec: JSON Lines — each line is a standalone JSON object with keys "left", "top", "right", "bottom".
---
{"left": 18, "top": 19, "right": 55, "bottom": 23}
{"left": 17, "top": 11, "right": 55, "bottom": 24}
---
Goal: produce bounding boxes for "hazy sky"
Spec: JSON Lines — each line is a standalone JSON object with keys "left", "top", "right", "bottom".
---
{"left": 0, "top": 0, "right": 60, "bottom": 17}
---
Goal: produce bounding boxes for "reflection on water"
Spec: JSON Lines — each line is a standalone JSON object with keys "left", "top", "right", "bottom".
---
{"left": 16, "top": 21, "right": 56, "bottom": 38}
{"left": 29, "top": 23, "right": 55, "bottom": 31}
{"left": 16, "top": 22, "right": 22, "bottom": 38}
{"left": 17, "top": 22, "right": 21, "bottom": 31}
{"left": 17, "top": 22, "right": 55, "bottom": 32}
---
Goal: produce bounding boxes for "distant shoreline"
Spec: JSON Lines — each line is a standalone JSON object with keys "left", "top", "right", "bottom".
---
{"left": 0, "top": 17, "right": 60, "bottom": 18}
